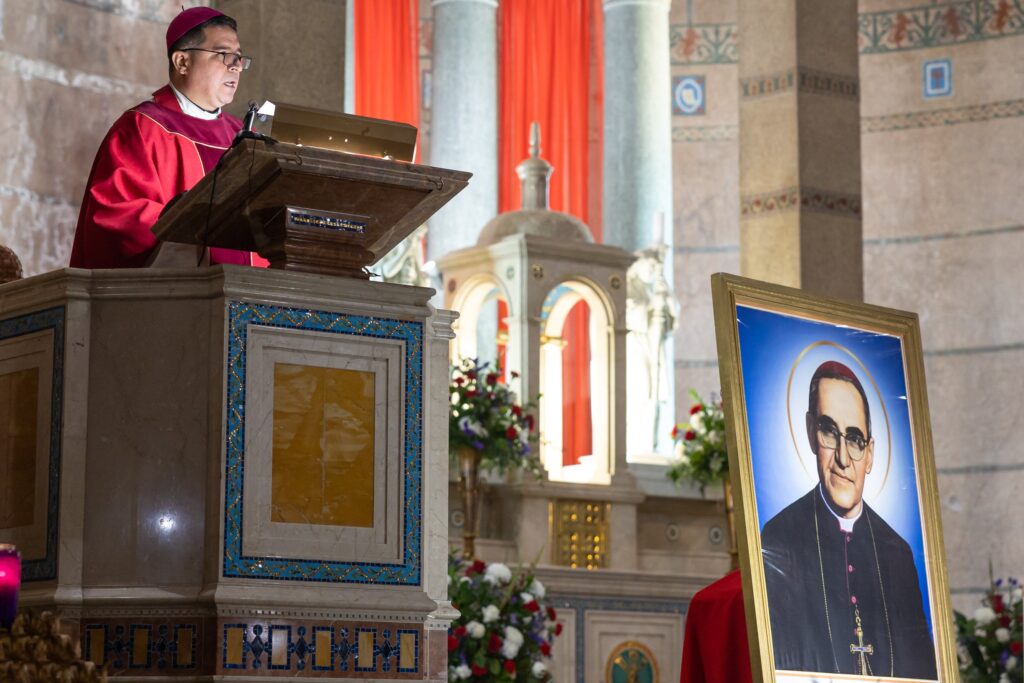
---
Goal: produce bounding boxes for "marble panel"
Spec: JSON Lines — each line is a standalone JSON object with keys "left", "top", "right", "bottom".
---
{"left": 243, "top": 323, "right": 403, "bottom": 565}
{"left": 583, "top": 610, "right": 684, "bottom": 683}
{"left": 0, "top": 329, "right": 51, "bottom": 558}
{"left": 549, "top": 607, "right": 576, "bottom": 683}
{"left": 0, "top": 367, "right": 37, "bottom": 529}
{"left": 672, "top": 249, "right": 739, "bottom": 364}
{"left": 864, "top": 231, "right": 1024, "bottom": 350}
{"left": 272, "top": 363, "right": 376, "bottom": 528}
{"left": 861, "top": 117, "right": 1024, "bottom": 238}
{"left": 0, "top": 193, "right": 77, "bottom": 279}
{"left": 673, "top": 139, "right": 740, "bottom": 249}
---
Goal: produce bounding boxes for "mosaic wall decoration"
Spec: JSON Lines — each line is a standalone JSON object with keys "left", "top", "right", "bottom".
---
{"left": 924, "top": 59, "right": 953, "bottom": 98}
{"left": 223, "top": 301, "right": 423, "bottom": 584}
{"left": 859, "top": 0, "right": 1024, "bottom": 53}
{"left": 0, "top": 306, "right": 64, "bottom": 582}
{"left": 669, "top": 24, "right": 738, "bottom": 64}
{"left": 606, "top": 640, "right": 659, "bottom": 683}
{"left": 672, "top": 76, "right": 706, "bottom": 116}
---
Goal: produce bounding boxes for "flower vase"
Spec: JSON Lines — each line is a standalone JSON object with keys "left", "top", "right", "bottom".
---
{"left": 457, "top": 447, "right": 483, "bottom": 559}
{"left": 724, "top": 478, "right": 739, "bottom": 571}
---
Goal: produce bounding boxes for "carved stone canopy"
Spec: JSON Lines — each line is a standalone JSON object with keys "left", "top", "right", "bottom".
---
{"left": 476, "top": 122, "right": 594, "bottom": 247}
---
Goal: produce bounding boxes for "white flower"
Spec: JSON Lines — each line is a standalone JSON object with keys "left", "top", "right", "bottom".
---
{"left": 484, "top": 562, "right": 512, "bottom": 585}
{"left": 447, "top": 574, "right": 452, "bottom": 586}
{"left": 454, "top": 664, "right": 472, "bottom": 679}
{"left": 689, "top": 412, "right": 706, "bottom": 434}
{"left": 1006, "top": 656, "right": 1018, "bottom": 672}
{"left": 501, "top": 638, "right": 522, "bottom": 659}
{"left": 532, "top": 661, "right": 549, "bottom": 678}
{"left": 504, "top": 625, "right": 524, "bottom": 644}
{"left": 460, "top": 576, "right": 471, "bottom": 584}
{"left": 709, "top": 453, "right": 725, "bottom": 473}
{"left": 708, "top": 430, "right": 722, "bottom": 445}
{"left": 975, "top": 628, "right": 987, "bottom": 638}
{"left": 466, "top": 620, "right": 485, "bottom": 638}
{"left": 999, "top": 674, "right": 1009, "bottom": 683}
{"left": 975, "top": 607, "right": 996, "bottom": 625}
{"left": 995, "top": 627, "right": 1010, "bottom": 643}
{"left": 458, "top": 416, "right": 488, "bottom": 438}
{"left": 482, "top": 604, "right": 500, "bottom": 623}
{"left": 520, "top": 592, "right": 534, "bottom": 604}
{"left": 529, "top": 578, "right": 547, "bottom": 599}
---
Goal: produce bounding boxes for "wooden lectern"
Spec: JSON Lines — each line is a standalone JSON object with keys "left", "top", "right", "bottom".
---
{"left": 151, "top": 138, "right": 471, "bottom": 278}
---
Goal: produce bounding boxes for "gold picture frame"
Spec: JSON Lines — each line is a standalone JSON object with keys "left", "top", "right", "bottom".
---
{"left": 710, "top": 273, "right": 957, "bottom": 683}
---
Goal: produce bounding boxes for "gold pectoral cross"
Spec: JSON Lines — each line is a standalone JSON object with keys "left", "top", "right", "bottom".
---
{"left": 850, "top": 610, "right": 874, "bottom": 674}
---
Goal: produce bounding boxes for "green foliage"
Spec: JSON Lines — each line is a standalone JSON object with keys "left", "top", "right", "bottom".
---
{"left": 449, "top": 357, "right": 543, "bottom": 477}
{"left": 667, "top": 389, "right": 728, "bottom": 491}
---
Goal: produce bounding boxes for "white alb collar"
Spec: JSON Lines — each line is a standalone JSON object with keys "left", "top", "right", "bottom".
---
{"left": 819, "top": 484, "right": 862, "bottom": 533}
{"left": 170, "top": 84, "right": 221, "bottom": 120}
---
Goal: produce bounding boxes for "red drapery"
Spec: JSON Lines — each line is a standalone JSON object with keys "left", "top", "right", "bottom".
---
{"left": 353, "top": 0, "right": 420, "bottom": 156}
{"left": 499, "top": 0, "right": 603, "bottom": 467}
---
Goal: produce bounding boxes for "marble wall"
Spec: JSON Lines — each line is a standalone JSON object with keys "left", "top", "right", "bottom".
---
{"left": 669, "top": 0, "right": 1024, "bottom": 611}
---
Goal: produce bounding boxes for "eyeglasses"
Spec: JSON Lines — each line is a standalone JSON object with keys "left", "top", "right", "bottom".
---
{"left": 180, "top": 48, "right": 252, "bottom": 70}
{"left": 815, "top": 417, "right": 870, "bottom": 461}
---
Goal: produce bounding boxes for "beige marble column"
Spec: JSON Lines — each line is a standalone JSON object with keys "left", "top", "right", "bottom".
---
{"left": 738, "top": 0, "right": 863, "bottom": 301}
{"left": 214, "top": 0, "right": 347, "bottom": 117}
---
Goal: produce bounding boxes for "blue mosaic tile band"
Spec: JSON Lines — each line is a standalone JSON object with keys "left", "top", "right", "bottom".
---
{"left": 0, "top": 306, "right": 65, "bottom": 582}
{"left": 222, "top": 301, "right": 423, "bottom": 584}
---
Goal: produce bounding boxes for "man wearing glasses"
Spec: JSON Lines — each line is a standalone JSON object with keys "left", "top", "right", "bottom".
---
{"left": 761, "top": 361, "right": 937, "bottom": 679}
{"left": 70, "top": 7, "right": 265, "bottom": 268}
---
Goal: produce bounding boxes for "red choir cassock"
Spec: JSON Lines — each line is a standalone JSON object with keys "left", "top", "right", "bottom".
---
{"left": 70, "top": 85, "right": 266, "bottom": 269}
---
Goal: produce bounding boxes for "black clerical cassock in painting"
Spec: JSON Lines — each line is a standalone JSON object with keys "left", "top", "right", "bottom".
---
{"left": 762, "top": 487, "right": 938, "bottom": 680}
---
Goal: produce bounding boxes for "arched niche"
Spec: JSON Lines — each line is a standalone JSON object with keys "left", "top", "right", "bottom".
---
{"left": 538, "top": 279, "right": 613, "bottom": 485}
{"left": 449, "top": 274, "right": 511, "bottom": 374}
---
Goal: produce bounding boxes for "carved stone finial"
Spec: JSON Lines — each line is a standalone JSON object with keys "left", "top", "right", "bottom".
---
{"left": 529, "top": 121, "right": 541, "bottom": 159}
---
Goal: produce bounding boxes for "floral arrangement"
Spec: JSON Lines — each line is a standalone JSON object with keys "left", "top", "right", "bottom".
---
{"left": 956, "top": 571, "right": 1023, "bottom": 683}
{"left": 450, "top": 357, "right": 542, "bottom": 477}
{"left": 667, "top": 389, "right": 728, "bottom": 490}
{"left": 447, "top": 556, "right": 560, "bottom": 681}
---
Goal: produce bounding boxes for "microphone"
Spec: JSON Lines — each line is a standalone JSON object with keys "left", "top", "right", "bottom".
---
{"left": 233, "top": 101, "right": 263, "bottom": 147}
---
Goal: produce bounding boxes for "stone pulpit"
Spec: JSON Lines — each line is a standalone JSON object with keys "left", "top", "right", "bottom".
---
{"left": 0, "top": 140, "right": 468, "bottom": 681}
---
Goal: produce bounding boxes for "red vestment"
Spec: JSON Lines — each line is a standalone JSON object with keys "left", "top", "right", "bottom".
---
{"left": 70, "top": 85, "right": 266, "bottom": 269}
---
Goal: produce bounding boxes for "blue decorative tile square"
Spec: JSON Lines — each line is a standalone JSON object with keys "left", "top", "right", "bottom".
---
{"left": 221, "top": 301, "right": 423, "bottom": 585}
{"left": 923, "top": 59, "right": 952, "bottom": 98}
{"left": 0, "top": 307, "right": 64, "bottom": 582}
{"left": 673, "top": 75, "right": 706, "bottom": 115}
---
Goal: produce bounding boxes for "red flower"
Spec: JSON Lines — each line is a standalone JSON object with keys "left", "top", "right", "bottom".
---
{"left": 511, "top": 370, "right": 520, "bottom": 379}
{"left": 512, "top": 405, "right": 522, "bottom": 417}
{"left": 1011, "top": 640, "right": 1023, "bottom": 655}
{"left": 454, "top": 376, "right": 465, "bottom": 386}
{"left": 506, "top": 426, "right": 518, "bottom": 440}
{"left": 454, "top": 625, "right": 467, "bottom": 638}
{"left": 487, "top": 373, "right": 498, "bottom": 386}
{"left": 468, "top": 559, "right": 486, "bottom": 575}
{"left": 690, "top": 404, "right": 702, "bottom": 415}
{"left": 488, "top": 633, "right": 503, "bottom": 653}
{"left": 671, "top": 425, "right": 679, "bottom": 439}
{"left": 448, "top": 635, "right": 459, "bottom": 651}
{"left": 684, "top": 430, "right": 696, "bottom": 441}
{"left": 472, "top": 663, "right": 488, "bottom": 676}
{"left": 525, "top": 414, "right": 535, "bottom": 429}
{"left": 525, "top": 600, "right": 540, "bottom": 612}
{"left": 467, "top": 371, "right": 477, "bottom": 379}
{"left": 540, "top": 641, "right": 551, "bottom": 656}
{"left": 999, "top": 614, "right": 1012, "bottom": 628}
{"left": 503, "top": 659, "right": 517, "bottom": 674}
{"left": 466, "top": 389, "right": 478, "bottom": 398}
{"left": 554, "top": 623, "right": 563, "bottom": 636}
{"left": 992, "top": 594, "right": 1005, "bottom": 613}
{"left": 546, "top": 606, "right": 557, "bottom": 621}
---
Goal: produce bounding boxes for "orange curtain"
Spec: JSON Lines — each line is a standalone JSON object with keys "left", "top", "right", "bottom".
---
{"left": 499, "top": 0, "right": 603, "bottom": 466}
{"left": 353, "top": 0, "right": 420, "bottom": 157}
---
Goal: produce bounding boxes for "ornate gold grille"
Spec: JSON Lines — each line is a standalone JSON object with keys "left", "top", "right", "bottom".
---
{"left": 550, "top": 500, "right": 610, "bottom": 569}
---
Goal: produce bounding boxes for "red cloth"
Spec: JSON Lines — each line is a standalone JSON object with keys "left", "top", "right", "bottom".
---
{"left": 680, "top": 570, "right": 753, "bottom": 683}
{"left": 70, "top": 86, "right": 263, "bottom": 269}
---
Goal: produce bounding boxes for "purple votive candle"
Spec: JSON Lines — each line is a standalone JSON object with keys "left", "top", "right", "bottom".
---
{"left": 0, "top": 544, "right": 21, "bottom": 629}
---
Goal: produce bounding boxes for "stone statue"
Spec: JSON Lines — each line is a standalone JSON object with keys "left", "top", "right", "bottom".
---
{"left": 626, "top": 240, "right": 678, "bottom": 458}
{"left": 375, "top": 224, "right": 429, "bottom": 287}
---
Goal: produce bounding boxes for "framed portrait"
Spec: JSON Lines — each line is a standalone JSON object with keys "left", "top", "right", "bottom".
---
{"left": 710, "top": 273, "right": 957, "bottom": 683}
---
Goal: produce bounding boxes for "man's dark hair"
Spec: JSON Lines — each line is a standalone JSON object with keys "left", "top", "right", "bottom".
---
{"left": 168, "top": 15, "right": 238, "bottom": 60}
{"left": 808, "top": 360, "right": 871, "bottom": 438}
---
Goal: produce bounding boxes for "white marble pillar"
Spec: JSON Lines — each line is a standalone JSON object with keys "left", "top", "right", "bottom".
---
{"left": 427, "top": 0, "right": 499, "bottom": 262}
{"left": 603, "top": 0, "right": 675, "bottom": 458}
{"left": 602, "top": 0, "right": 674, "bottom": 254}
